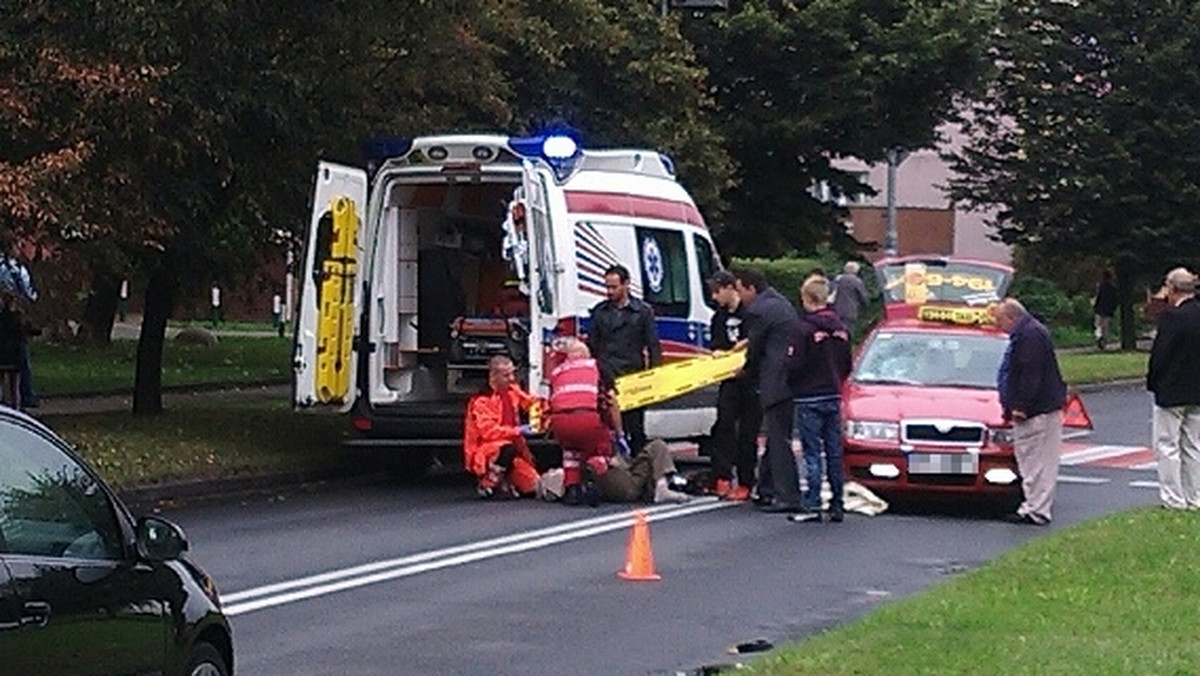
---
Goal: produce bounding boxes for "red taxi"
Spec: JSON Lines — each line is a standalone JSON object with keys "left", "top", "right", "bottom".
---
{"left": 841, "top": 257, "right": 1090, "bottom": 504}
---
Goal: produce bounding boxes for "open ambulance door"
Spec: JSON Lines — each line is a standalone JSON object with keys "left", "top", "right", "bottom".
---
{"left": 294, "top": 162, "right": 368, "bottom": 411}
{"left": 520, "top": 161, "right": 561, "bottom": 394}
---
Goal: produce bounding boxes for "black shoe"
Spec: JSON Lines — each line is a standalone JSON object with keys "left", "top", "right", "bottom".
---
{"left": 828, "top": 506, "right": 844, "bottom": 523}
{"left": 787, "top": 509, "right": 823, "bottom": 523}
{"left": 752, "top": 494, "right": 774, "bottom": 508}
{"left": 758, "top": 501, "right": 804, "bottom": 514}
{"left": 562, "top": 484, "right": 583, "bottom": 507}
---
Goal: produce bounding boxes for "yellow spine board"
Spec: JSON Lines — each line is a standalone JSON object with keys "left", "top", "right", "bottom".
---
{"left": 315, "top": 196, "right": 359, "bottom": 404}
{"left": 614, "top": 350, "right": 747, "bottom": 412}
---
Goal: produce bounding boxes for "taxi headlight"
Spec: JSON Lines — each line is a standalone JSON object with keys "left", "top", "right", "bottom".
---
{"left": 989, "top": 427, "right": 1015, "bottom": 446}
{"left": 846, "top": 420, "right": 900, "bottom": 442}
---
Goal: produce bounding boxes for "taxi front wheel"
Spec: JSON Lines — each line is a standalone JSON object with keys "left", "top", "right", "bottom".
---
{"left": 185, "top": 642, "right": 229, "bottom": 676}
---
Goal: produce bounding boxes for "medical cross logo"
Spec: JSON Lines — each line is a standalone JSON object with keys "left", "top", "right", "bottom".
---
{"left": 642, "top": 236, "right": 664, "bottom": 294}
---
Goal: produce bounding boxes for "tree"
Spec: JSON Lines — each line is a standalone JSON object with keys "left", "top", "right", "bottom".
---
{"left": 947, "top": 0, "right": 1200, "bottom": 349}
{"left": 682, "top": 0, "right": 993, "bottom": 256}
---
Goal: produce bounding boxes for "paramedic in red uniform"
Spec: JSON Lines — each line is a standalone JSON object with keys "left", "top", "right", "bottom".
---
{"left": 588, "top": 264, "right": 662, "bottom": 455}
{"left": 463, "top": 354, "right": 541, "bottom": 498}
{"left": 548, "top": 338, "right": 613, "bottom": 505}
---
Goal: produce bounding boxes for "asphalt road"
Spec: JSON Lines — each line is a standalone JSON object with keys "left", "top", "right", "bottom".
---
{"left": 160, "top": 384, "right": 1157, "bottom": 676}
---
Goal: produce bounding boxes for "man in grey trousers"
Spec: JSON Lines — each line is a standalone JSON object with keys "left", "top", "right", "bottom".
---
{"left": 993, "top": 298, "right": 1067, "bottom": 525}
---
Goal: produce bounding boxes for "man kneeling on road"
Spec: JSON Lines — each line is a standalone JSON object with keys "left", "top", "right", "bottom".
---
{"left": 538, "top": 439, "right": 691, "bottom": 505}
{"left": 464, "top": 354, "right": 540, "bottom": 498}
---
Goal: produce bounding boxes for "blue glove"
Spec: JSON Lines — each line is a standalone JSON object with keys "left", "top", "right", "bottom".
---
{"left": 613, "top": 435, "right": 632, "bottom": 458}
{"left": 518, "top": 423, "right": 535, "bottom": 437}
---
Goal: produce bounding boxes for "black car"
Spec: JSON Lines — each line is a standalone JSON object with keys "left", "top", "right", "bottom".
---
{"left": 0, "top": 407, "right": 233, "bottom": 675}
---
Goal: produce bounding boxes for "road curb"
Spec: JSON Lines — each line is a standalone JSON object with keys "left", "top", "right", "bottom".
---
{"left": 1074, "top": 378, "right": 1144, "bottom": 393}
{"left": 117, "top": 466, "right": 372, "bottom": 510}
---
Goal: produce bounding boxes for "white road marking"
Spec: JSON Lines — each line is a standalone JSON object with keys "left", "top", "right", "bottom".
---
{"left": 1129, "top": 480, "right": 1159, "bottom": 489}
{"left": 1131, "top": 461, "right": 1157, "bottom": 471}
{"left": 1063, "top": 430, "right": 1091, "bottom": 441}
{"left": 1060, "top": 445, "right": 1139, "bottom": 466}
{"left": 1057, "top": 475, "right": 1111, "bottom": 485}
{"left": 223, "top": 499, "right": 733, "bottom": 616}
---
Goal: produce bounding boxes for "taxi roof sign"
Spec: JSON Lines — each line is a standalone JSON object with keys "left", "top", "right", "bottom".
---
{"left": 876, "top": 257, "right": 1013, "bottom": 320}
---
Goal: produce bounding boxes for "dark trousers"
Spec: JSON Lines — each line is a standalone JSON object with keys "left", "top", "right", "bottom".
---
{"left": 621, "top": 407, "right": 647, "bottom": 456}
{"left": 18, "top": 341, "right": 35, "bottom": 405}
{"left": 711, "top": 380, "right": 762, "bottom": 487}
{"left": 757, "top": 400, "right": 800, "bottom": 505}
{"left": 796, "top": 398, "right": 844, "bottom": 511}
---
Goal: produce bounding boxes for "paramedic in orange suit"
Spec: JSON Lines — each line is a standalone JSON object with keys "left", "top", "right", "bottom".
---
{"left": 463, "top": 354, "right": 541, "bottom": 498}
{"left": 548, "top": 338, "right": 613, "bottom": 504}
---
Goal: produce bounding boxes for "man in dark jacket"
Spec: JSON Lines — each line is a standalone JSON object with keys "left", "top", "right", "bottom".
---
{"left": 734, "top": 268, "right": 802, "bottom": 513}
{"left": 706, "top": 271, "right": 760, "bottom": 501}
{"left": 787, "top": 277, "right": 852, "bottom": 523}
{"left": 588, "top": 264, "right": 662, "bottom": 454}
{"left": 1147, "top": 267, "right": 1200, "bottom": 509}
{"left": 993, "top": 298, "right": 1067, "bottom": 525}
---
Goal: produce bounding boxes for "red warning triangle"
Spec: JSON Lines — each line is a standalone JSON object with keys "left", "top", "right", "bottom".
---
{"left": 1062, "top": 392, "right": 1093, "bottom": 429}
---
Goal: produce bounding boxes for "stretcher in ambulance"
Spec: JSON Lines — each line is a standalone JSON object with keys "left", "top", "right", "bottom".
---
{"left": 293, "top": 134, "right": 726, "bottom": 464}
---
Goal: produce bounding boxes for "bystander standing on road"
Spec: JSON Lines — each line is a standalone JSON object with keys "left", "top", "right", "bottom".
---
{"left": 705, "top": 271, "right": 760, "bottom": 501}
{"left": 587, "top": 264, "right": 662, "bottom": 455}
{"left": 787, "top": 277, "right": 852, "bottom": 524}
{"left": 830, "top": 261, "right": 869, "bottom": 335}
{"left": 1146, "top": 267, "right": 1200, "bottom": 510}
{"left": 734, "top": 268, "right": 802, "bottom": 513}
{"left": 1092, "top": 269, "right": 1118, "bottom": 351}
{"left": 993, "top": 298, "right": 1067, "bottom": 525}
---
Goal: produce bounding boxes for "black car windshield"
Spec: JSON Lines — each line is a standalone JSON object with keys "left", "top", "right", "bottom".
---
{"left": 854, "top": 331, "right": 1008, "bottom": 389}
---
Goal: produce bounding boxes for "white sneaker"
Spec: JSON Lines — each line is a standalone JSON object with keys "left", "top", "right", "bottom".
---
{"left": 654, "top": 477, "right": 691, "bottom": 504}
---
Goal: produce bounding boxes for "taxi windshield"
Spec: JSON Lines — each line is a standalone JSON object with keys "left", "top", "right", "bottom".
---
{"left": 853, "top": 331, "right": 1008, "bottom": 389}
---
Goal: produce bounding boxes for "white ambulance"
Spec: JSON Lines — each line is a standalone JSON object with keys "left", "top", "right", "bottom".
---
{"left": 293, "top": 134, "right": 723, "bottom": 467}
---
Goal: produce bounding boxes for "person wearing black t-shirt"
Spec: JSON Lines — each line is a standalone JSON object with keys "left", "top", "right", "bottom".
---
{"left": 705, "top": 271, "right": 762, "bottom": 501}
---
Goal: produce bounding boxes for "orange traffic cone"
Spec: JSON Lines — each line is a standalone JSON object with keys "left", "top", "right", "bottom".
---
{"left": 618, "top": 510, "right": 661, "bottom": 581}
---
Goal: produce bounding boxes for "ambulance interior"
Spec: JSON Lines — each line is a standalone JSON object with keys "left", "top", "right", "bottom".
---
{"left": 376, "top": 179, "right": 532, "bottom": 400}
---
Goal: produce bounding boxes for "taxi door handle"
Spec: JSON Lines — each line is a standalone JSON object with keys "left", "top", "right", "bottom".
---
{"left": 21, "top": 601, "right": 50, "bottom": 628}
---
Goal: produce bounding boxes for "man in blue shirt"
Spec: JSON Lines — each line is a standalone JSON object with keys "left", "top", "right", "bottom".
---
{"left": 994, "top": 298, "right": 1067, "bottom": 525}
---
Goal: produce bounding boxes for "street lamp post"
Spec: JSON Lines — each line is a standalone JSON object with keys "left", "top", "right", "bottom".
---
{"left": 884, "top": 146, "right": 909, "bottom": 257}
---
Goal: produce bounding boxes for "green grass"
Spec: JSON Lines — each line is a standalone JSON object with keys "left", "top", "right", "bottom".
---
{"left": 168, "top": 318, "right": 281, "bottom": 333}
{"left": 745, "top": 507, "right": 1200, "bottom": 676}
{"left": 31, "top": 336, "right": 291, "bottom": 396}
{"left": 45, "top": 401, "right": 350, "bottom": 489}
{"left": 1058, "top": 350, "right": 1147, "bottom": 386}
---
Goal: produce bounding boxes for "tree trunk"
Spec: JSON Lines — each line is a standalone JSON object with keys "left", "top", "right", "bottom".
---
{"left": 1116, "top": 259, "right": 1137, "bottom": 351}
{"left": 79, "top": 271, "right": 121, "bottom": 346}
{"left": 133, "top": 265, "right": 172, "bottom": 415}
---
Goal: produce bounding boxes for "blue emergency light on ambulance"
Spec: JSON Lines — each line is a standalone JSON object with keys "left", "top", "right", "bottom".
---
{"left": 295, "top": 132, "right": 725, "bottom": 463}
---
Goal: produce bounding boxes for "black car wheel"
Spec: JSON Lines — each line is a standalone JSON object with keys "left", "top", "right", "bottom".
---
{"left": 185, "top": 642, "right": 229, "bottom": 676}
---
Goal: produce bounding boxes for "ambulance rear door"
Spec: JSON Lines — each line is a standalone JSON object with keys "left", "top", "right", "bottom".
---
{"left": 294, "top": 161, "right": 369, "bottom": 411}
{"left": 521, "top": 160, "right": 562, "bottom": 393}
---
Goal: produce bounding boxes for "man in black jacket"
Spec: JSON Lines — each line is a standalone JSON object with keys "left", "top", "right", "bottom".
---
{"left": 734, "top": 268, "right": 802, "bottom": 513}
{"left": 787, "top": 277, "right": 852, "bottom": 523}
{"left": 706, "top": 271, "right": 760, "bottom": 501}
{"left": 588, "top": 264, "right": 662, "bottom": 454}
{"left": 1147, "top": 267, "right": 1200, "bottom": 510}
{"left": 994, "top": 298, "right": 1067, "bottom": 525}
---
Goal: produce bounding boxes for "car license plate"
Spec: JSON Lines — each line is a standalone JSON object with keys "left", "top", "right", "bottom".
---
{"left": 908, "top": 452, "right": 978, "bottom": 475}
